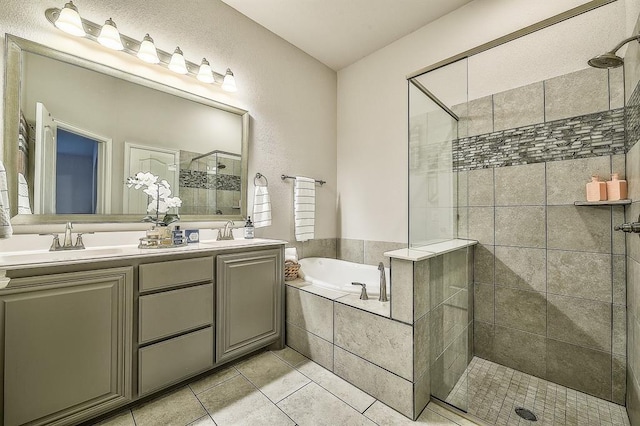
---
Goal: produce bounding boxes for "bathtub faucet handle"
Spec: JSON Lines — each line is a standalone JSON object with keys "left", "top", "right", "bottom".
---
{"left": 351, "top": 282, "right": 369, "bottom": 300}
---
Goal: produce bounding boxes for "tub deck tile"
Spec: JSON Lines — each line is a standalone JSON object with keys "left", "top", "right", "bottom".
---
{"left": 335, "top": 294, "right": 391, "bottom": 318}
{"left": 285, "top": 280, "right": 349, "bottom": 300}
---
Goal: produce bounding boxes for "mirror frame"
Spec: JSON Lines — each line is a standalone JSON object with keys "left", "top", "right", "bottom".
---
{"left": 3, "top": 34, "right": 249, "bottom": 225}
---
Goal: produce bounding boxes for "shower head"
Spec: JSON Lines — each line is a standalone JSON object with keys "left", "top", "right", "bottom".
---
{"left": 217, "top": 163, "right": 226, "bottom": 169}
{"left": 588, "top": 52, "right": 624, "bottom": 69}
{"left": 588, "top": 33, "right": 640, "bottom": 69}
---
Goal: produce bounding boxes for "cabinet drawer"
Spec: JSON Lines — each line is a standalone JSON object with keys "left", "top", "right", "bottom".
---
{"left": 139, "top": 257, "right": 213, "bottom": 292}
{"left": 139, "top": 283, "right": 213, "bottom": 344}
{"left": 138, "top": 327, "right": 213, "bottom": 396}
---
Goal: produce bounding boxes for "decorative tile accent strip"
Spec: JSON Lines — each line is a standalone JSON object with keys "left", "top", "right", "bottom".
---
{"left": 453, "top": 108, "right": 625, "bottom": 171}
{"left": 179, "top": 169, "right": 241, "bottom": 191}
{"left": 626, "top": 81, "right": 640, "bottom": 151}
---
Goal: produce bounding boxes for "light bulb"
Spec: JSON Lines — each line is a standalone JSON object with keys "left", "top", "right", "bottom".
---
{"left": 197, "top": 58, "right": 214, "bottom": 83}
{"left": 168, "top": 47, "right": 188, "bottom": 74}
{"left": 137, "top": 34, "right": 159, "bottom": 64}
{"left": 97, "top": 18, "right": 123, "bottom": 50}
{"left": 222, "top": 68, "right": 237, "bottom": 92}
{"left": 55, "top": 1, "right": 85, "bottom": 36}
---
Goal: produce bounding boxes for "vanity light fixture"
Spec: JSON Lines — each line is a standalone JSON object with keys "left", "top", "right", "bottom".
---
{"left": 97, "top": 18, "right": 123, "bottom": 50}
{"left": 45, "top": 5, "right": 238, "bottom": 92}
{"left": 222, "top": 68, "right": 237, "bottom": 92}
{"left": 168, "top": 47, "right": 188, "bottom": 74}
{"left": 197, "top": 58, "right": 215, "bottom": 83}
{"left": 54, "top": 1, "right": 85, "bottom": 37}
{"left": 137, "top": 34, "right": 160, "bottom": 64}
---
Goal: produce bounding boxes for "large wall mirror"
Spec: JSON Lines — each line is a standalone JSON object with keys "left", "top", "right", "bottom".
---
{"left": 3, "top": 34, "right": 249, "bottom": 225}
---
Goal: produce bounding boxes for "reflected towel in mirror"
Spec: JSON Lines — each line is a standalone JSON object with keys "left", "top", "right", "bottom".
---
{"left": 0, "top": 162, "right": 13, "bottom": 238}
{"left": 294, "top": 176, "right": 315, "bottom": 242}
{"left": 17, "top": 173, "right": 32, "bottom": 215}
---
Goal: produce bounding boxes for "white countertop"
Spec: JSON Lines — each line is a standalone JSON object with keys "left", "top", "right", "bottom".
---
{"left": 384, "top": 239, "right": 477, "bottom": 262}
{"left": 0, "top": 238, "right": 286, "bottom": 269}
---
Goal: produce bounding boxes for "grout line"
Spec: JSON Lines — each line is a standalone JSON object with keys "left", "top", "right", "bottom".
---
{"left": 235, "top": 366, "right": 303, "bottom": 423}
{"left": 187, "top": 385, "right": 215, "bottom": 426}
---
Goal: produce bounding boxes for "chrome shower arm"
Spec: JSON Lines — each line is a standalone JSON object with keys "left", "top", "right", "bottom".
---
{"left": 607, "top": 33, "right": 640, "bottom": 55}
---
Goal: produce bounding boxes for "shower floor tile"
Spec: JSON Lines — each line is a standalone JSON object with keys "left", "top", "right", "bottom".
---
{"left": 445, "top": 357, "right": 630, "bottom": 426}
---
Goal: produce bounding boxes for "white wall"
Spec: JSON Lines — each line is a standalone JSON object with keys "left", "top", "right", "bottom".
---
{"left": 0, "top": 0, "right": 337, "bottom": 246}
{"left": 337, "top": 0, "right": 635, "bottom": 243}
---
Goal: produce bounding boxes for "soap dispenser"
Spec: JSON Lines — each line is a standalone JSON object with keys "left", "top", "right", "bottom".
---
{"left": 606, "top": 173, "right": 628, "bottom": 201}
{"left": 244, "top": 216, "right": 254, "bottom": 239}
{"left": 586, "top": 175, "right": 607, "bottom": 202}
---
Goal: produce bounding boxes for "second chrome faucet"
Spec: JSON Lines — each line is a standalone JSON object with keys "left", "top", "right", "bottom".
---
{"left": 378, "top": 262, "right": 388, "bottom": 302}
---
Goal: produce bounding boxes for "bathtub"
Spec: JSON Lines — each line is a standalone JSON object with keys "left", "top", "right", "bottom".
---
{"left": 298, "top": 257, "right": 390, "bottom": 296}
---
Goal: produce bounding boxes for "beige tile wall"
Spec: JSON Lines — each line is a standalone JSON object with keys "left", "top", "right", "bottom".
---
{"left": 459, "top": 67, "right": 623, "bottom": 139}
{"left": 462, "top": 155, "right": 626, "bottom": 403}
{"left": 627, "top": 141, "right": 640, "bottom": 423}
{"left": 454, "top": 65, "right": 629, "bottom": 404}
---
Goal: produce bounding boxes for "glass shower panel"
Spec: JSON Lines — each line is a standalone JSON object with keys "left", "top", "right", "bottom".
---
{"left": 409, "top": 69, "right": 472, "bottom": 413}
{"left": 408, "top": 82, "right": 458, "bottom": 248}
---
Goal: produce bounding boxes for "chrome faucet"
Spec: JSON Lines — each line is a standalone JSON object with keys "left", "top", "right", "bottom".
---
{"left": 63, "top": 221, "right": 73, "bottom": 247}
{"left": 39, "top": 222, "right": 93, "bottom": 251}
{"left": 216, "top": 220, "right": 235, "bottom": 240}
{"left": 378, "top": 262, "right": 389, "bottom": 302}
{"left": 352, "top": 282, "right": 369, "bottom": 300}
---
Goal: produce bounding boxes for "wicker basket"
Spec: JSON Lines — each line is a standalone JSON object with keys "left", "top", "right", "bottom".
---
{"left": 284, "top": 260, "right": 300, "bottom": 281}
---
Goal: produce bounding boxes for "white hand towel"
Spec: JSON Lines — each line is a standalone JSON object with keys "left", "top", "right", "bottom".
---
{"left": 0, "top": 162, "right": 13, "bottom": 239}
{"left": 294, "top": 176, "right": 315, "bottom": 242}
{"left": 17, "top": 173, "right": 32, "bottom": 215}
{"left": 285, "top": 247, "right": 298, "bottom": 262}
{"left": 253, "top": 185, "right": 272, "bottom": 228}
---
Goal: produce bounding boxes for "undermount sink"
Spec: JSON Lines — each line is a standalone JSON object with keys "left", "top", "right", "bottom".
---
{"left": 0, "top": 246, "right": 137, "bottom": 266}
{"left": 199, "top": 239, "right": 258, "bottom": 248}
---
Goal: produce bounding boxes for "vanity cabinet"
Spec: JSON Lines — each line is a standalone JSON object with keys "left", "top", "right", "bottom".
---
{"left": 0, "top": 267, "right": 133, "bottom": 426}
{"left": 137, "top": 257, "right": 214, "bottom": 396}
{"left": 0, "top": 242, "right": 284, "bottom": 425}
{"left": 216, "top": 249, "right": 283, "bottom": 363}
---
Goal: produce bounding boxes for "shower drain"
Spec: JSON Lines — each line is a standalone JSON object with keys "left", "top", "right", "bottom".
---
{"left": 515, "top": 407, "right": 538, "bottom": 422}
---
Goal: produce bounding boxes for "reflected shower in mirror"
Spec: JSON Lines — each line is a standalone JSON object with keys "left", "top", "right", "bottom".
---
{"left": 4, "top": 35, "right": 248, "bottom": 224}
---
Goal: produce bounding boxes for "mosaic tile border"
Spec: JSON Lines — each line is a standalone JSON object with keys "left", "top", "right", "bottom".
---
{"left": 453, "top": 108, "right": 625, "bottom": 172}
{"left": 179, "top": 169, "right": 241, "bottom": 191}
{"left": 626, "top": 80, "right": 640, "bottom": 151}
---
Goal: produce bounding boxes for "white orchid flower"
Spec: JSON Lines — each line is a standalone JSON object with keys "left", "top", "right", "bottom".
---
{"left": 129, "top": 172, "right": 182, "bottom": 220}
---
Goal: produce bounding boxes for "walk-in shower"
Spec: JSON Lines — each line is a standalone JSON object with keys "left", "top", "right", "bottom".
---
{"left": 408, "top": 7, "right": 635, "bottom": 425}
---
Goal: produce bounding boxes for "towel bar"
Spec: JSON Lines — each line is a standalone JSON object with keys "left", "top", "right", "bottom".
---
{"left": 281, "top": 175, "right": 326, "bottom": 186}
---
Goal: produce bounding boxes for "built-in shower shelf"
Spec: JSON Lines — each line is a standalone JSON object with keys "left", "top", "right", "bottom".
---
{"left": 574, "top": 200, "right": 631, "bottom": 206}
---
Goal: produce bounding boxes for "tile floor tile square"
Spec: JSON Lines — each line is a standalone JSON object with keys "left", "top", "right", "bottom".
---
{"left": 132, "top": 387, "right": 206, "bottom": 426}
{"left": 296, "top": 359, "right": 376, "bottom": 413}
{"left": 197, "top": 374, "right": 294, "bottom": 426}
{"left": 278, "top": 382, "right": 376, "bottom": 425}
{"left": 189, "top": 365, "right": 239, "bottom": 394}
{"left": 235, "top": 351, "right": 310, "bottom": 402}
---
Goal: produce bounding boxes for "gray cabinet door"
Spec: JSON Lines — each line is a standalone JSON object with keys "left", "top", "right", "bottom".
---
{"left": 216, "top": 249, "right": 283, "bottom": 363}
{"left": 0, "top": 267, "right": 133, "bottom": 426}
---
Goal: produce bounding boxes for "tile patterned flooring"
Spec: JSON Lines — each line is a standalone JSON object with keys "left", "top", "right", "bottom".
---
{"left": 445, "top": 357, "right": 630, "bottom": 426}
{"left": 96, "top": 346, "right": 478, "bottom": 426}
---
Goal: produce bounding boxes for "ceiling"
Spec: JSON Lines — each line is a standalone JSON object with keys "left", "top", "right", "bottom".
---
{"left": 219, "top": 0, "right": 474, "bottom": 71}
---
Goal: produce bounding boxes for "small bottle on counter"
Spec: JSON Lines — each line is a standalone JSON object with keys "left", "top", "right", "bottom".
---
{"left": 172, "top": 225, "right": 185, "bottom": 245}
{"left": 244, "top": 216, "right": 254, "bottom": 239}
{"left": 606, "top": 173, "right": 627, "bottom": 201}
{"left": 586, "top": 175, "right": 607, "bottom": 202}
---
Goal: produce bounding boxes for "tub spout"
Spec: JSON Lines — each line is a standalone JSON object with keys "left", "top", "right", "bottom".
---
{"left": 351, "top": 282, "right": 368, "bottom": 300}
{"left": 378, "top": 262, "right": 388, "bottom": 302}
